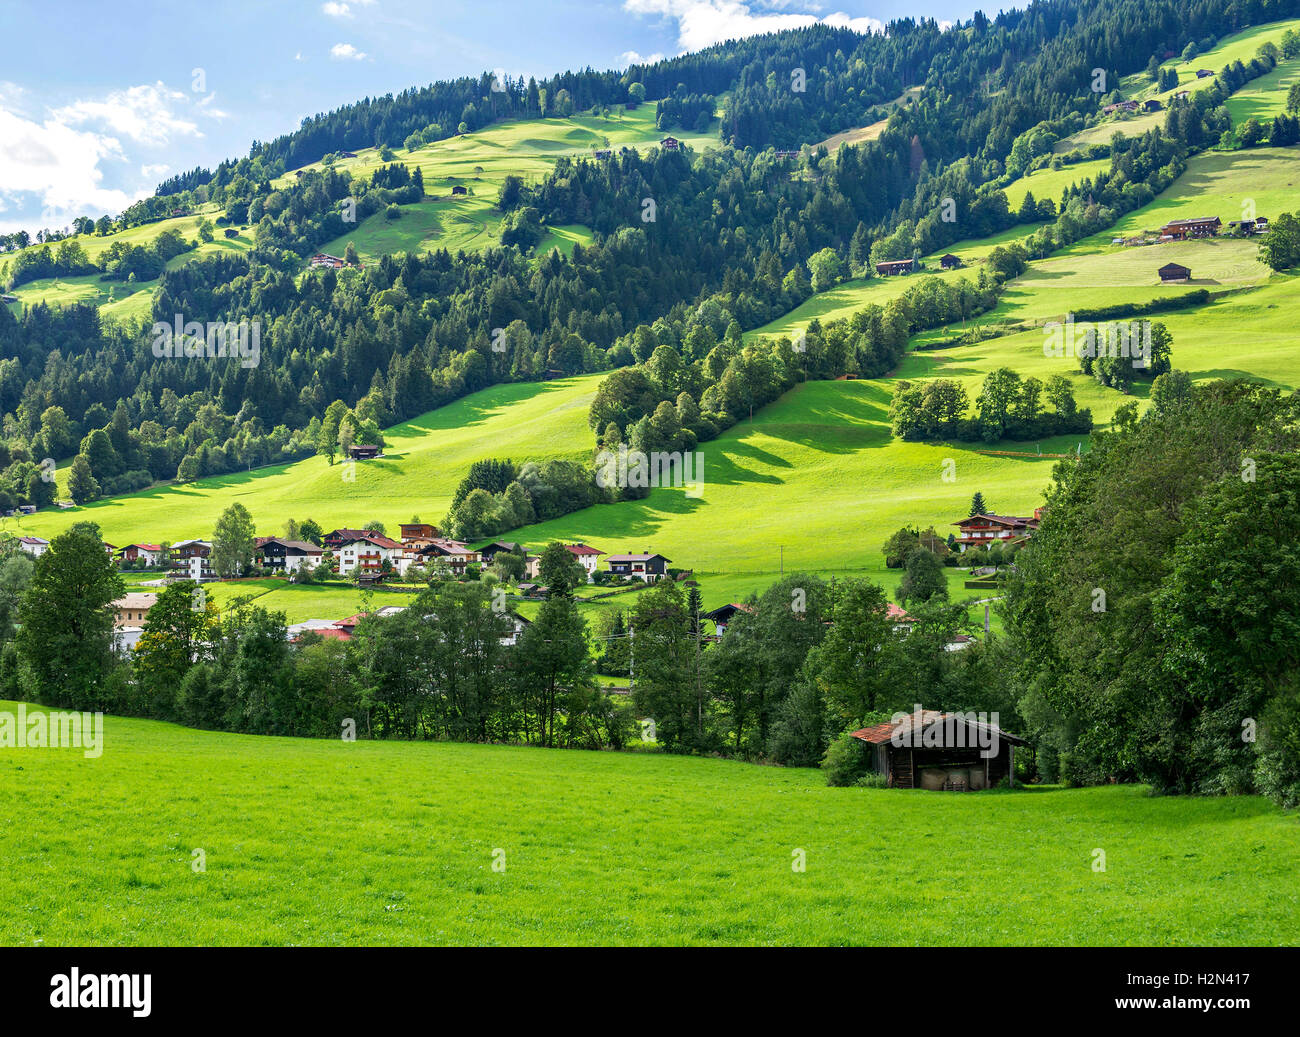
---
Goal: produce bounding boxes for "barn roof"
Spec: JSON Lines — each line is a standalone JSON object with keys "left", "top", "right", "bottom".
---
{"left": 851, "top": 710, "right": 1027, "bottom": 746}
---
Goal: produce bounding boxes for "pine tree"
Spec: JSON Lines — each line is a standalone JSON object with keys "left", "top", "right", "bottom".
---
{"left": 969, "top": 492, "right": 989, "bottom": 516}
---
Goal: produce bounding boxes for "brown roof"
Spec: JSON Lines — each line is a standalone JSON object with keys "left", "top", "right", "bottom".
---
{"left": 851, "top": 710, "right": 1027, "bottom": 746}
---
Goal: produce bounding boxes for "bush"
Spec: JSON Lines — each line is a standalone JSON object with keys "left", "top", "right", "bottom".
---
{"left": 822, "top": 732, "right": 870, "bottom": 787}
{"left": 855, "top": 772, "right": 888, "bottom": 788}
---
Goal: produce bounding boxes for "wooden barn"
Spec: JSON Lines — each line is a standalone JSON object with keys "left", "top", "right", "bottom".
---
{"left": 939, "top": 253, "right": 962, "bottom": 269}
{"left": 851, "top": 710, "right": 1027, "bottom": 790}
{"left": 876, "top": 258, "right": 917, "bottom": 276}
{"left": 347, "top": 443, "right": 383, "bottom": 460}
{"left": 1158, "top": 262, "right": 1191, "bottom": 282}
{"left": 451, "top": 185, "right": 468, "bottom": 195}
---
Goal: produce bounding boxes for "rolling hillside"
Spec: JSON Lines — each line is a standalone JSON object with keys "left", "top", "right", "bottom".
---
{"left": 3, "top": 703, "right": 1296, "bottom": 946}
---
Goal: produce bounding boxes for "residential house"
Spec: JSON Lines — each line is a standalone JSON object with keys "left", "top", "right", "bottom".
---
{"left": 1158, "top": 262, "right": 1192, "bottom": 282}
{"left": 117, "top": 543, "right": 166, "bottom": 567}
{"left": 938, "top": 253, "right": 962, "bottom": 270}
{"left": 171, "top": 539, "right": 215, "bottom": 581}
{"left": 1142, "top": 98, "right": 1163, "bottom": 112}
{"left": 16, "top": 535, "right": 49, "bottom": 558}
{"left": 112, "top": 592, "right": 158, "bottom": 629}
{"left": 850, "top": 709, "right": 1027, "bottom": 790}
{"left": 660, "top": 135, "right": 681, "bottom": 151}
{"left": 605, "top": 552, "right": 671, "bottom": 582}
{"left": 593, "top": 148, "right": 613, "bottom": 159}
{"left": 309, "top": 253, "right": 347, "bottom": 268}
{"left": 702, "top": 602, "right": 754, "bottom": 636}
{"left": 399, "top": 523, "right": 440, "bottom": 542}
{"left": 501, "top": 612, "right": 531, "bottom": 647}
{"left": 336, "top": 532, "right": 406, "bottom": 577}
{"left": 1159, "top": 216, "right": 1220, "bottom": 239}
{"left": 1196, "top": 69, "right": 1214, "bottom": 79}
{"left": 322, "top": 528, "right": 372, "bottom": 550}
{"left": 414, "top": 538, "right": 479, "bottom": 575}
{"left": 258, "top": 538, "right": 324, "bottom": 573}
{"left": 1228, "top": 217, "right": 1268, "bottom": 235}
{"left": 564, "top": 543, "right": 605, "bottom": 581}
{"left": 951, "top": 511, "right": 1042, "bottom": 551}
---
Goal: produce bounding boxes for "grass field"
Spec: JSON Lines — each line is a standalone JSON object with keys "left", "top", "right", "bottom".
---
{"left": 1, "top": 702, "right": 1295, "bottom": 946}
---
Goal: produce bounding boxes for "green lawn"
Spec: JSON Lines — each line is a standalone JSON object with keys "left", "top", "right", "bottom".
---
{"left": 1003, "top": 157, "right": 1113, "bottom": 212}
{"left": 1, "top": 702, "right": 1295, "bottom": 946}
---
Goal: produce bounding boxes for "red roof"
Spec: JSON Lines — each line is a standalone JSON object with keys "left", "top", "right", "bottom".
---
{"left": 564, "top": 543, "right": 605, "bottom": 556}
{"left": 851, "top": 710, "right": 1026, "bottom": 746}
{"left": 886, "top": 603, "right": 913, "bottom": 622}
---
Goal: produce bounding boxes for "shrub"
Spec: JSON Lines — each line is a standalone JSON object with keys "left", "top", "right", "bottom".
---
{"left": 855, "top": 772, "right": 888, "bottom": 789}
{"left": 822, "top": 732, "right": 870, "bottom": 787}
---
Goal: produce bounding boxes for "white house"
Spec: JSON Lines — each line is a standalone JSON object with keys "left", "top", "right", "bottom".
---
{"left": 564, "top": 543, "right": 605, "bottom": 581}
{"left": 16, "top": 535, "right": 49, "bottom": 558}
{"left": 337, "top": 532, "right": 407, "bottom": 577}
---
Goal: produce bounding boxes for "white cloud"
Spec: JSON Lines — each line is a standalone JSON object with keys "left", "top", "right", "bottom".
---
{"left": 624, "top": 0, "right": 883, "bottom": 52}
{"left": 330, "top": 42, "right": 368, "bottom": 61}
{"left": 141, "top": 163, "right": 170, "bottom": 178}
{"left": 620, "top": 49, "right": 666, "bottom": 66}
{"left": 54, "top": 82, "right": 201, "bottom": 147}
{"left": 0, "top": 105, "right": 137, "bottom": 232}
{"left": 295, "top": 51, "right": 306, "bottom": 62}
{"left": 322, "top": 1, "right": 353, "bottom": 17}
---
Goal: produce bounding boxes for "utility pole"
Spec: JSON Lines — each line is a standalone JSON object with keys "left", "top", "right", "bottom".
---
{"left": 628, "top": 621, "right": 634, "bottom": 695}
{"left": 779, "top": 544, "right": 784, "bottom": 573}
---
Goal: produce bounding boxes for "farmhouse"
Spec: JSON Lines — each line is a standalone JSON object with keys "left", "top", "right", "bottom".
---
{"left": 951, "top": 512, "right": 1041, "bottom": 551}
{"left": 116, "top": 543, "right": 165, "bottom": 566}
{"left": 16, "top": 535, "right": 49, "bottom": 558}
{"left": 309, "top": 253, "right": 347, "bottom": 268}
{"left": 171, "top": 539, "right": 214, "bottom": 582}
{"left": 660, "top": 136, "right": 681, "bottom": 151}
{"left": 593, "top": 148, "right": 613, "bottom": 159}
{"left": 773, "top": 149, "right": 801, "bottom": 160}
{"left": 339, "top": 151, "right": 358, "bottom": 158}
{"left": 322, "top": 528, "right": 371, "bottom": 550}
{"left": 414, "top": 538, "right": 479, "bottom": 574}
{"left": 702, "top": 602, "right": 754, "bottom": 636}
{"left": 1228, "top": 217, "right": 1268, "bottom": 235}
{"left": 258, "top": 538, "right": 324, "bottom": 573}
{"left": 1159, "top": 216, "right": 1220, "bottom": 239}
{"left": 1158, "top": 262, "right": 1192, "bottom": 282}
{"left": 336, "top": 532, "right": 405, "bottom": 577}
{"left": 451, "top": 185, "right": 468, "bottom": 195}
{"left": 1143, "top": 98, "right": 1162, "bottom": 112}
{"left": 564, "top": 543, "right": 605, "bottom": 580}
{"left": 1196, "top": 69, "right": 1214, "bottom": 78}
{"left": 850, "top": 709, "right": 1027, "bottom": 790}
{"left": 875, "top": 258, "right": 917, "bottom": 276}
{"left": 1, "top": 294, "right": 19, "bottom": 304}
{"left": 606, "top": 552, "right": 671, "bottom": 582}
{"left": 938, "top": 253, "right": 962, "bottom": 270}
{"left": 346, "top": 443, "right": 383, "bottom": 460}
{"left": 224, "top": 228, "right": 239, "bottom": 238}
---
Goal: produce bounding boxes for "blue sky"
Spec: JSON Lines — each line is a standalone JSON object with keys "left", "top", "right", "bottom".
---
{"left": 0, "top": 0, "right": 980, "bottom": 234}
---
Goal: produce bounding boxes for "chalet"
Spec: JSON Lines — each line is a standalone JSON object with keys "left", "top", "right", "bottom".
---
{"left": 102, "top": 542, "right": 117, "bottom": 556}
{"left": 1102, "top": 100, "right": 1139, "bottom": 114}
{"left": 112, "top": 592, "right": 158, "bottom": 629}
{"left": 1143, "top": 98, "right": 1163, "bottom": 112}
{"left": 16, "top": 535, "right": 49, "bottom": 558}
{"left": 1228, "top": 217, "right": 1268, "bottom": 235}
{"left": 336, "top": 532, "right": 405, "bottom": 577}
{"left": 309, "top": 253, "right": 347, "bottom": 269}
{"left": 773, "top": 149, "right": 801, "bottom": 160}
{"left": 171, "top": 539, "right": 214, "bottom": 582}
{"left": 1196, "top": 69, "right": 1214, "bottom": 79}
{"left": 117, "top": 543, "right": 165, "bottom": 566}
{"left": 1158, "top": 262, "right": 1192, "bottom": 282}
{"left": 399, "top": 523, "right": 440, "bottom": 542}
{"left": 702, "top": 602, "right": 754, "bottom": 636}
{"left": 515, "top": 583, "right": 544, "bottom": 598}
{"left": 322, "top": 528, "right": 372, "bottom": 550}
{"left": 451, "top": 185, "right": 468, "bottom": 195}
{"left": 1, "top": 294, "right": 19, "bottom": 304}
{"left": 851, "top": 709, "right": 1027, "bottom": 789}
{"left": 287, "top": 618, "right": 351, "bottom": 642}
{"left": 415, "top": 538, "right": 479, "bottom": 575}
{"left": 223, "top": 228, "right": 239, "bottom": 238}
{"left": 875, "top": 258, "right": 917, "bottom": 276}
{"left": 1174, "top": 89, "right": 1191, "bottom": 99}
{"left": 258, "top": 538, "right": 324, "bottom": 573}
{"left": 886, "top": 602, "right": 916, "bottom": 633}
{"left": 1159, "top": 216, "right": 1220, "bottom": 239}
{"left": 500, "top": 612, "right": 531, "bottom": 647}
{"left": 593, "top": 149, "right": 613, "bottom": 159}
{"left": 951, "top": 512, "right": 1041, "bottom": 551}
{"left": 564, "top": 543, "right": 605, "bottom": 580}
{"left": 938, "top": 253, "right": 962, "bottom": 270}
{"left": 339, "top": 151, "right": 358, "bottom": 159}
{"left": 606, "top": 552, "right": 671, "bottom": 582}
{"left": 346, "top": 443, "right": 383, "bottom": 460}
{"left": 659, "top": 136, "right": 680, "bottom": 151}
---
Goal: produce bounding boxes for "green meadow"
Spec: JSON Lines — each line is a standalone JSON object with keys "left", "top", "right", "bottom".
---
{"left": 1, "top": 703, "right": 1295, "bottom": 946}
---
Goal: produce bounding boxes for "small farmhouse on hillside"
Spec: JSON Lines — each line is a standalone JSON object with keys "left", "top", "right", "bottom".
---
{"left": 346, "top": 443, "right": 383, "bottom": 460}
{"left": 875, "top": 258, "right": 917, "bottom": 276}
{"left": 1158, "top": 262, "right": 1192, "bottom": 282}
{"left": 939, "top": 253, "right": 962, "bottom": 269}
{"left": 851, "top": 710, "right": 1027, "bottom": 790}
{"left": 451, "top": 185, "right": 468, "bottom": 195}
{"left": 258, "top": 538, "right": 324, "bottom": 573}
{"left": 16, "top": 536, "right": 49, "bottom": 558}
{"left": 702, "top": 602, "right": 754, "bottom": 636}
{"left": 951, "top": 511, "right": 1042, "bottom": 551}
{"left": 1159, "top": 216, "right": 1220, "bottom": 240}
{"left": 564, "top": 543, "right": 605, "bottom": 580}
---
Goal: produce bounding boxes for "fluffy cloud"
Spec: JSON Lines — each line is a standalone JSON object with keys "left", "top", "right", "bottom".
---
{"left": 53, "top": 82, "right": 201, "bottom": 147}
{"left": 330, "top": 42, "right": 368, "bottom": 61}
{"left": 322, "top": 0, "right": 377, "bottom": 17}
{"left": 624, "top": 0, "right": 883, "bottom": 52}
{"left": 620, "top": 49, "right": 667, "bottom": 66}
